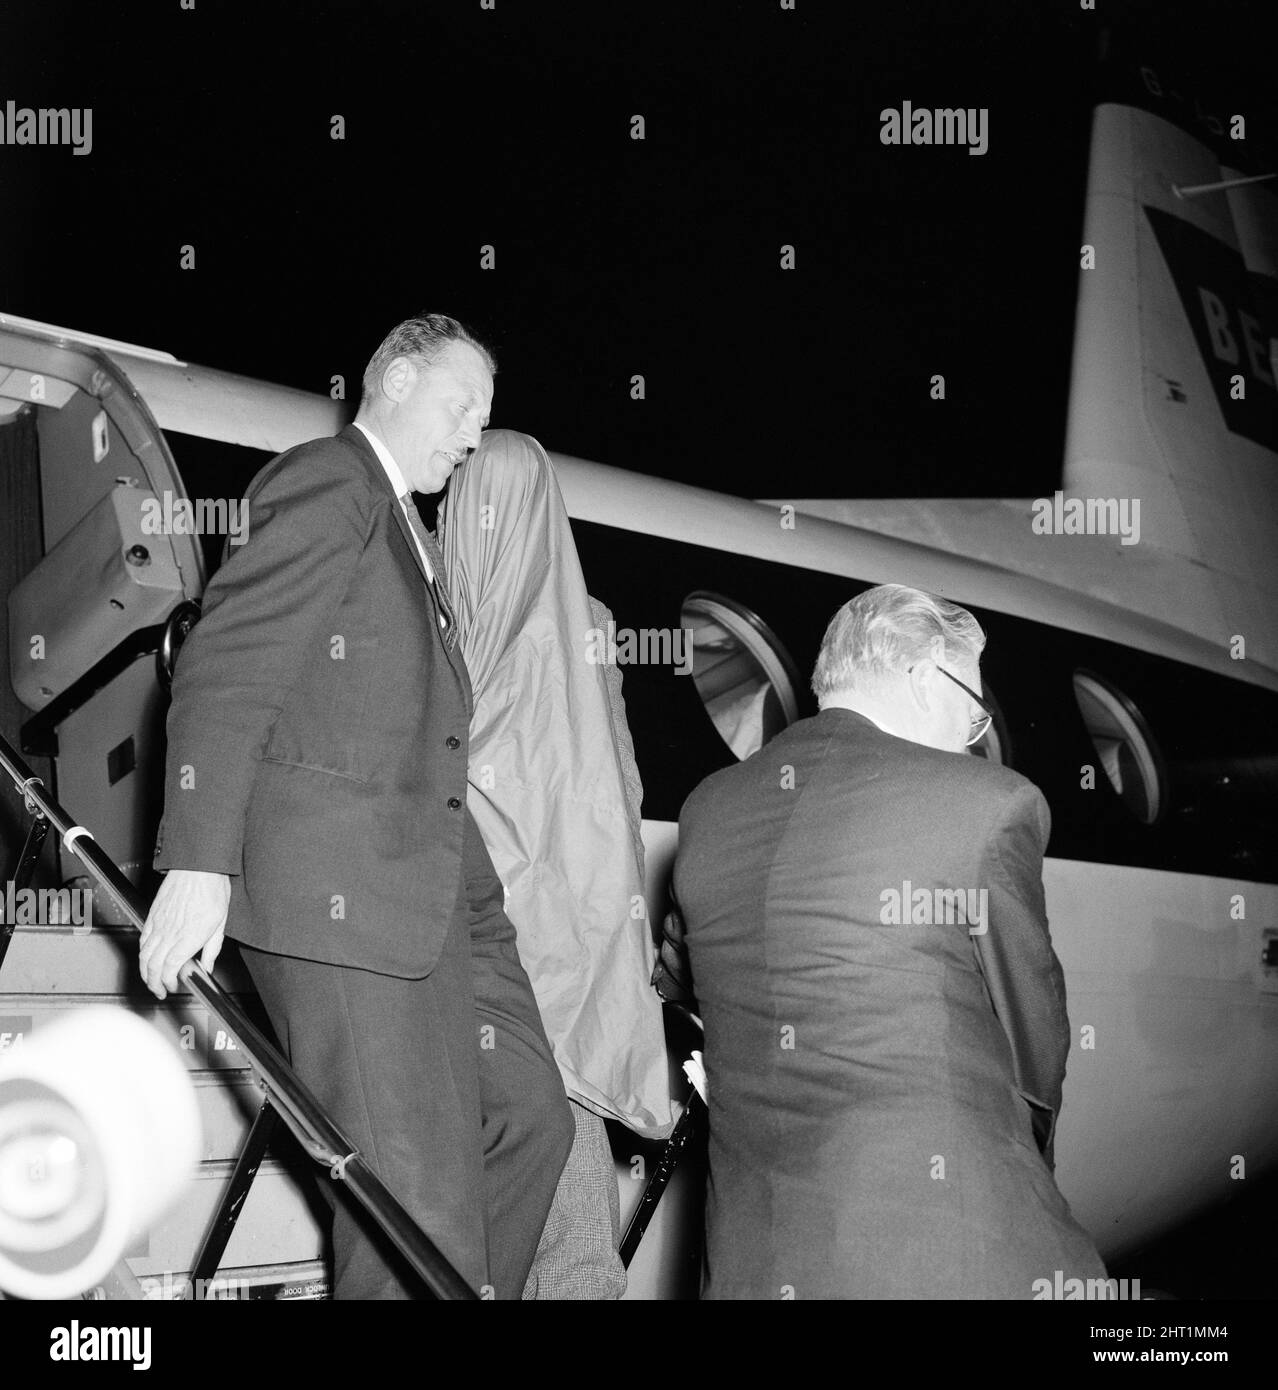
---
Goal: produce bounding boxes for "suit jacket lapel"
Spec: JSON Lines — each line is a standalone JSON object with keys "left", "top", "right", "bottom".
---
{"left": 338, "top": 425, "right": 470, "bottom": 686}
{"left": 339, "top": 426, "right": 436, "bottom": 590}
{"left": 390, "top": 498, "right": 435, "bottom": 592}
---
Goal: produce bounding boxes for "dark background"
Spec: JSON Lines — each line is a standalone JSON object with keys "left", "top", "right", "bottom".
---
{"left": 4, "top": 0, "right": 1277, "bottom": 1305}
{"left": 1, "top": 0, "right": 1272, "bottom": 502}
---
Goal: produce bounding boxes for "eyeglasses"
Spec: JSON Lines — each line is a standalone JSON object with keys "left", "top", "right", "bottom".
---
{"left": 934, "top": 666, "right": 995, "bottom": 746}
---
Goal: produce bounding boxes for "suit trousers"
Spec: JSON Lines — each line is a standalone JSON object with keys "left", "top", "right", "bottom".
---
{"left": 522, "top": 1100, "right": 626, "bottom": 1300}
{"left": 238, "top": 810, "right": 574, "bottom": 1299}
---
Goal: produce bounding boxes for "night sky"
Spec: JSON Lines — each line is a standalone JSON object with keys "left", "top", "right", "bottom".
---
{"left": 4, "top": 0, "right": 1270, "bottom": 504}
{"left": 3, "top": 0, "right": 1278, "bottom": 1327}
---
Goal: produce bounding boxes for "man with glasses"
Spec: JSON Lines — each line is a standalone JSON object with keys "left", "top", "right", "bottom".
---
{"left": 670, "top": 583, "right": 1105, "bottom": 1298}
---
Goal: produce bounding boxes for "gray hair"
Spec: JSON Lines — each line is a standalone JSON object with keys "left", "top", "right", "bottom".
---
{"left": 811, "top": 583, "right": 985, "bottom": 703}
{"left": 361, "top": 312, "right": 496, "bottom": 405}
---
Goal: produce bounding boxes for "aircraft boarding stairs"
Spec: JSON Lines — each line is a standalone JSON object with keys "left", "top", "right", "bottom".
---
{"left": 0, "top": 722, "right": 704, "bottom": 1300}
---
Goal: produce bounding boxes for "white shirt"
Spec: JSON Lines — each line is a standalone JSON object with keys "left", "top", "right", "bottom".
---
{"left": 353, "top": 419, "right": 434, "bottom": 583}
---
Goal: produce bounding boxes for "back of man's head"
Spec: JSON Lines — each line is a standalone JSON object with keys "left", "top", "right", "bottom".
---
{"left": 812, "top": 583, "right": 985, "bottom": 706}
{"left": 360, "top": 312, "right": 496, "bottom": 406}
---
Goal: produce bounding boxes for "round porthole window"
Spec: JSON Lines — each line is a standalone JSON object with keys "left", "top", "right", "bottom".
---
{"left": 1073, "top": 669, "right": 1164, "bottom": 823}
{"left": 680, "top": 592, "right": 802, "bottom": 761}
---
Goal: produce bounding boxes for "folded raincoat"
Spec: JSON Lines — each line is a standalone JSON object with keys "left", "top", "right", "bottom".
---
{"left": 440, "top": 430, "right": 672, "bottom": 1138}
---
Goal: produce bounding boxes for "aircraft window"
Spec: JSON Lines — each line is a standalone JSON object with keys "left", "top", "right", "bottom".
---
{"left": 968, "top": 683, "right": 1009, "bottom": 766}
{"left": 680, "top": 591, "right": 801, "bottom": 761}
{"left": 1073, "top": 669, "right": 1164, "bottom": 823}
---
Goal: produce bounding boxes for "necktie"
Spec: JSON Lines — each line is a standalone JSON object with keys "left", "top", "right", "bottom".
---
{"left": 400, "top": 494, "right": 459, "bottom": 647}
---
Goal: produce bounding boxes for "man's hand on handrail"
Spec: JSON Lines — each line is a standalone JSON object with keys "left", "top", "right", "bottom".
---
{"left": 139, "top": 869, "right": 230, "bottom": 1000}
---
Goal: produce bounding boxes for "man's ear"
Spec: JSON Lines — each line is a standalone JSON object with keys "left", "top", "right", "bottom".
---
{"left": 907, "top": 660, "right": 933, "bottom": 712}
{"left": 380, "top": 356, "right": 418, "bottom": 403}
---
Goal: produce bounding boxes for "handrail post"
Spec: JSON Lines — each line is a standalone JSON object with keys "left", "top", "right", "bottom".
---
{"left": 1, "top": 812, "right": 50, "bottom": 976}
{"left": 183, "top": 1099, "right": 278, "bottom": 1299}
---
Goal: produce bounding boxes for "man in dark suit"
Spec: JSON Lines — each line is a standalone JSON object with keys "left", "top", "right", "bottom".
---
{"left": 671, "top": 582, "right": 1107, "bottom": 1298}
{"left": 139, "top": 313, "right": 573, "bottom": 1299}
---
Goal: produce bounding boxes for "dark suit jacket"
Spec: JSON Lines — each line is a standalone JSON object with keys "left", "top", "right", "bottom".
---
{"left": 154, "top": 425, "right": 473, "bottom": 978}
{"left": 673, "top": 707, "right": 1105, "bottom": 1298}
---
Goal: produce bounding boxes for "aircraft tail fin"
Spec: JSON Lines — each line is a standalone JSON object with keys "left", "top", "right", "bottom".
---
{"left": 1062, "top": 36, "right": 1278, "bottom": 673}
